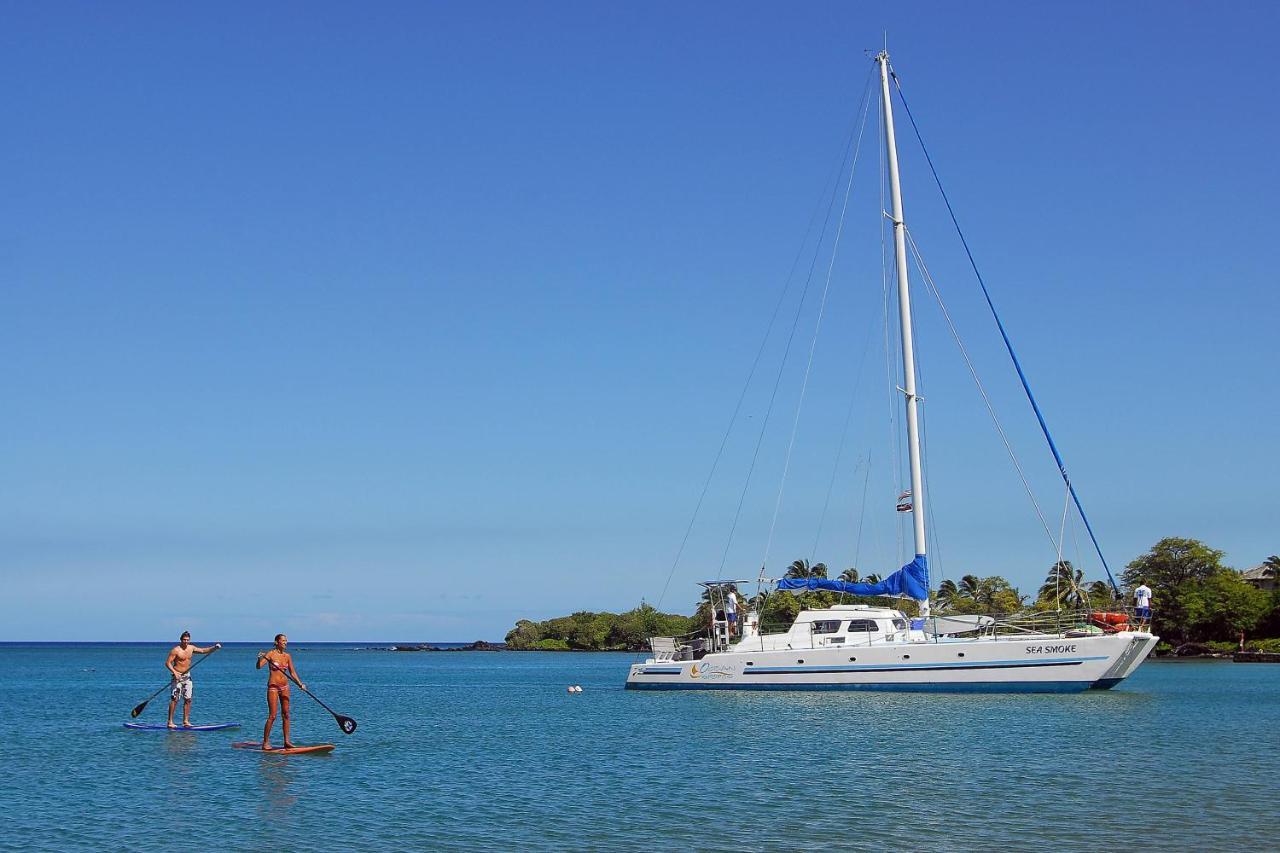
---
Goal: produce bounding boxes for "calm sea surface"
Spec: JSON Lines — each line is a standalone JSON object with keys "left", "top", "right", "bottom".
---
{"left": 1, "top": 643, "right": 1276, "bottom": 851}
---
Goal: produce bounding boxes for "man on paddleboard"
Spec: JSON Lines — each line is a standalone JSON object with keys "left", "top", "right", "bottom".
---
{"left": 257, "top": 633, "right": 305, "bottom": 750}
{"left": 165, "top": 631, "right": 222, "bottom": 729}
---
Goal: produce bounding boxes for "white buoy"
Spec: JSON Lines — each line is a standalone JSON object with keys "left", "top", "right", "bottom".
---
{"left": 566, "top": 686, "right": 574, "bottom": 694}
{"left": 574, "top": 685, "right": 583, "bottom": 693}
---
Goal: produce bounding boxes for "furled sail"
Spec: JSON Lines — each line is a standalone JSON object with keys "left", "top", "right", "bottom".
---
{"left": 776, "top": 555, "right": 928, "bottom": 600}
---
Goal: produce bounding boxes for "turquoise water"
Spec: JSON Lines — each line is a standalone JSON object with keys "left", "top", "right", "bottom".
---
{"left": 2, "top": 644, "right": 1277, "bottom": 850}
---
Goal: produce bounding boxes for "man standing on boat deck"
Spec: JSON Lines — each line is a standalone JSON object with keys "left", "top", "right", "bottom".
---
{"left": 165, "top": 631, "right": 221, "bottom": 729}
{"left": 1134, "top": 582, "right": 1153, "bottom": 629}
{"left": 725, "top": 586, "right": 740, "bottom": 639}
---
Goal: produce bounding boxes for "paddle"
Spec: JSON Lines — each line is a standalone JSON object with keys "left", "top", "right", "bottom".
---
{"left": 129, "top": 646, "right": 220, "bottom": 718}
{"left": 284, "top": 669, "right": 357, "bottom": 734}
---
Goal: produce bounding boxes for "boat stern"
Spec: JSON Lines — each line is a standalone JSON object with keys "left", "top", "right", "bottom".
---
{"left": 1089, "top": 631, "right": 1160, "bottom": 689}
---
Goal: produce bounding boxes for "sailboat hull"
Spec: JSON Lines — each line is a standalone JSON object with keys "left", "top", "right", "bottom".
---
{"left": 625, "top": 632, "right": 1158, "bottom": 693}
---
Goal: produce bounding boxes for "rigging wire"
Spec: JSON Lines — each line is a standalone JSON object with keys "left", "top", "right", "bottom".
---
{"left": 853, "top": 452, "right": 873, "bottom": 573}
{"left": 905, "top": 229, "right": 1061, "bottom": 556}
{"left": 877, "top": 87, "right": 906, "bottom": 564}
{"left": 760, "top": 69, "right": 876, "bottom": 577}
{"left": 652, "top": 67, "right": 876, "bottom": 611}
{"left": 1056, "top": 479, "right": 1072, "bottom": 609}
{"left": 916, "top": 368, "right": 945, "bottom": 589}
{"left": 888, "top": 63, "right": 1120, "bottom": 595}
{"left": 810, "top": 313, "right": 876, "bottom": 565}
{"left": 715, "top": 65, "right": 880, "bottom": 589}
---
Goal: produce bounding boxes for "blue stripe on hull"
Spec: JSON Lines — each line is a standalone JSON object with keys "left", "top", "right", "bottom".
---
{"left": 743, "top": 655, "right": 1107, "bottom": 675}
{"left": 625, "top": 680, "right": 1096, "bottom": 694}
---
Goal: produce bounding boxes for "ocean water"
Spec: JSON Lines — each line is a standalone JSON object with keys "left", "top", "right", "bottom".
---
{"left": 1, "top": 644, "right": 1277, "bottom": 851}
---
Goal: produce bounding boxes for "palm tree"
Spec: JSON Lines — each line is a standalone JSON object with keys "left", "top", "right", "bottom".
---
{"left": 785, "top": 559, "right": 828, "bottom": 580}
{"left": 1086, "top": 580, "right": 1113, "bottom": 604}
{"left": 1265, "top": 555, "right": 1280, "bottom": 572}
{"left": 959, "top": 575, "right": 983, "bottom": 601}
{"left": 863, "top": 573, "right": 881, "bottom": 584}
{"left": 1038, "top": 561, "right": 1087, "bottom": 609}
{"left": 839, "top": 567, "right": 860, "bottom": 584}
{"left": 935, "top": 579, "right": 959, "bottom": 611}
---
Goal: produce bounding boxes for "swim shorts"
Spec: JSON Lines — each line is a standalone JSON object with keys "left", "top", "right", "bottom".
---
{"left": 171, "top": 675, "right": 193, "bottom": 701}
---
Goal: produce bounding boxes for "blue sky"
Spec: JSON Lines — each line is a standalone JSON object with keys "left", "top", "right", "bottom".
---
{"left": 3, "top": 2, "right": 1277, "bottom": 641}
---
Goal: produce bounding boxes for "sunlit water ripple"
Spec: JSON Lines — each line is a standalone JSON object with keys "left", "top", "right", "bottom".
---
{"left": 1, "top": 644, "right": 1276, "bottom": 851}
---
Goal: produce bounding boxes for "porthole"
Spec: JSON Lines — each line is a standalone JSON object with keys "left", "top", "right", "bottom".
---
{"left": 849, "top": 657, "right": 857, "bottom": 662}
{"left": 958, "top": 653, "right": 965, "bottom": 658}
{"left": 903, "top": 654, "right": 911, "bottom": 660}
{"left": 747, "top": 661, "right": 754, "bottom": 666}
{"left": 797, "top": 659, "right": 804, "bottom": 664}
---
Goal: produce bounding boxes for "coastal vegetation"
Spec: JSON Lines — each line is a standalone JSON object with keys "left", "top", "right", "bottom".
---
{"left": 505, "top": 605, "right": 695, "bottom": 651}
{"left": 506, "top": 538, "right": 1280, "bottom": 652}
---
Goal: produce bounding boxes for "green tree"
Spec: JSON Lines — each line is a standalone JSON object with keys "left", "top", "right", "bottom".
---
{"left": 1182, "top": 572, "right": 1271, "bottom": 642}
{"left": 785, "top": 559, "right": 828, "bottom": 580}
{"left": 975, "top": 576, "right": 1025, "bottom": 615}
{"left": 1122, "top": 538, "right": 1227, "bottom": 643}
{"left": 935, "top": 579, "right": 960, "bottom": 612}
{"left": 1038, "top": 560, "right": 1085, "bottom": 609}
{"left": 504, "top": 619, "right": 544, "bottom": 650}
{"left": 839, "top": 568, "right": 860, "bottom": 583}
{"left": 759, "top": 590, "right": 803, "bottom": 630}
{"left": 1087, "top": 580, "right": 1115, "bottom": 604}
{"left": 1122, "top": 538, "right": 1225, "bottom": 589}
{"left": 507, "top": 605, "right": 694, "bottom": 651}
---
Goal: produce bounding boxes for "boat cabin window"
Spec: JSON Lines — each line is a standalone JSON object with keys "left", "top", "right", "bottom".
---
{"left": 892, "top": 618, "right": 908, "bottom": 631}
{"left": 811, "top": 620, "right": 842, "bottom": 634}
{"left": 845, "top": 619, "right": 879, "bottom": 633}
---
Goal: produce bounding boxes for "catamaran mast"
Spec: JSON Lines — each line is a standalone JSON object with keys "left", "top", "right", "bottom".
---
{"left": 876, "top": 51, "right": 929, "bottom": 617}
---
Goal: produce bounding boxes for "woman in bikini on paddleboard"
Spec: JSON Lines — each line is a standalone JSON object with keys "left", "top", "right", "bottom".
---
{"left": 256, "top": 633, "right": 305, "bottom": 750}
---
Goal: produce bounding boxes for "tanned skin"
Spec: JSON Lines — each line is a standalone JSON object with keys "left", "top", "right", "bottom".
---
{"left": 165, "top": 632, "right": 221, "bottom": 728}
{"left": 256, "top": 634, "right": 305, "bottom": 749}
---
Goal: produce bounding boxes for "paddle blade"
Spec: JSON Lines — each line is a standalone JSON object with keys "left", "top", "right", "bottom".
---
{"left": 130, "top": 701, "right": 148, "bottom": 718}
{"left": 338, "top": 716, "right": 357, "bottom": 735}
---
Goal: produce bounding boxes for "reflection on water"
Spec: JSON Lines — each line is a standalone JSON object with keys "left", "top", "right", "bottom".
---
{"left": 161, "top": 731, "right": 200, "bottom": 762}
{"left": 3, "top": 647, "right": 1279, "bottom": 849}
{"left": 256, "top": 756, "right": 301, "bottom": 818}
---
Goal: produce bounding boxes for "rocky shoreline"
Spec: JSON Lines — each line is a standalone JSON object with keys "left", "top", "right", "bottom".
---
{"left": 365, "top": 641, "right": 508, "bottom": 652}
{"left": 1153, "top": 642, "right": 1280, "bottom": 662}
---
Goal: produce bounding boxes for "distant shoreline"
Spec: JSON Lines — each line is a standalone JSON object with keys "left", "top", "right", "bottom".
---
{"left": 0, "top": 640, "right": 507, "bottom": 648}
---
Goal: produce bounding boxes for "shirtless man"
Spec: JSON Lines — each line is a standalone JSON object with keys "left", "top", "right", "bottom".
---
{"left": 256, "top": 633, "right": 305, "bottom": 750}
{"left": 165, "top": 631, "right": 222, "bottom": 728}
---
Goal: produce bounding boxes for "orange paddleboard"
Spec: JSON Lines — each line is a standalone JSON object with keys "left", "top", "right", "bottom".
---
{"left": 232, "top": 741, "right": 335, "bottom": 755}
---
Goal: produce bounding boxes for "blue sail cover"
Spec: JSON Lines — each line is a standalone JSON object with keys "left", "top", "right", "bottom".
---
{"left": 776, "top": 555, "right": 929, "bottom": 601}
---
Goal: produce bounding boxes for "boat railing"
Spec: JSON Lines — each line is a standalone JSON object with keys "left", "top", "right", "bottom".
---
{"left": 648, "top": 628, "right": 721, "bottom": 660}
{"left": 983, "top": 606, "right": 1148, "bottom": 638}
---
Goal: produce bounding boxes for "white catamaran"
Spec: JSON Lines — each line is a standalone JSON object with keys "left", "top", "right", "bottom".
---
{"left": 626, "top": 52, "right": 1158, "bottom": 693}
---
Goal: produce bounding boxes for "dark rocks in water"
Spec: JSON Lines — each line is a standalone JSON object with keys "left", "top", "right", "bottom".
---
{"left": 455, "top": 640, "right": 505, "bottom": 651}
{"left": 1172, "top": 642, "right": 1232, "bottom": 658}
{"left": 1234, "top": 651, "right": 1280, "bottom": 663}
{"left": 389, "top": 641, "right": 507, "bottom": 652}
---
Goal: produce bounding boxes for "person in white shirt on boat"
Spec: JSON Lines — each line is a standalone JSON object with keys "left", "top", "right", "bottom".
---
{"left": 1134, "top": 583, "right": 1153, "bottom": 628}
{"left": 725, "top": 587, "right": 739, "bottom": 639}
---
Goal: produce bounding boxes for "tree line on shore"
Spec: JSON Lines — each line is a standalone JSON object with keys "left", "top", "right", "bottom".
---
{"left": 504, "top": 537, "right": 1280, "bottom": 652}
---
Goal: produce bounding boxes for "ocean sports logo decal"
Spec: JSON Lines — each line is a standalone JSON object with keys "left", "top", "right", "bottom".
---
{"left": 690, "top": 663, "right": 735, "bottom": 680}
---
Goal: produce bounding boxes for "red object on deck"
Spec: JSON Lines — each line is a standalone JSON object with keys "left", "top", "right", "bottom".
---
{"left": 1089, "top": 611, "right": 1130, "bottom": 633}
